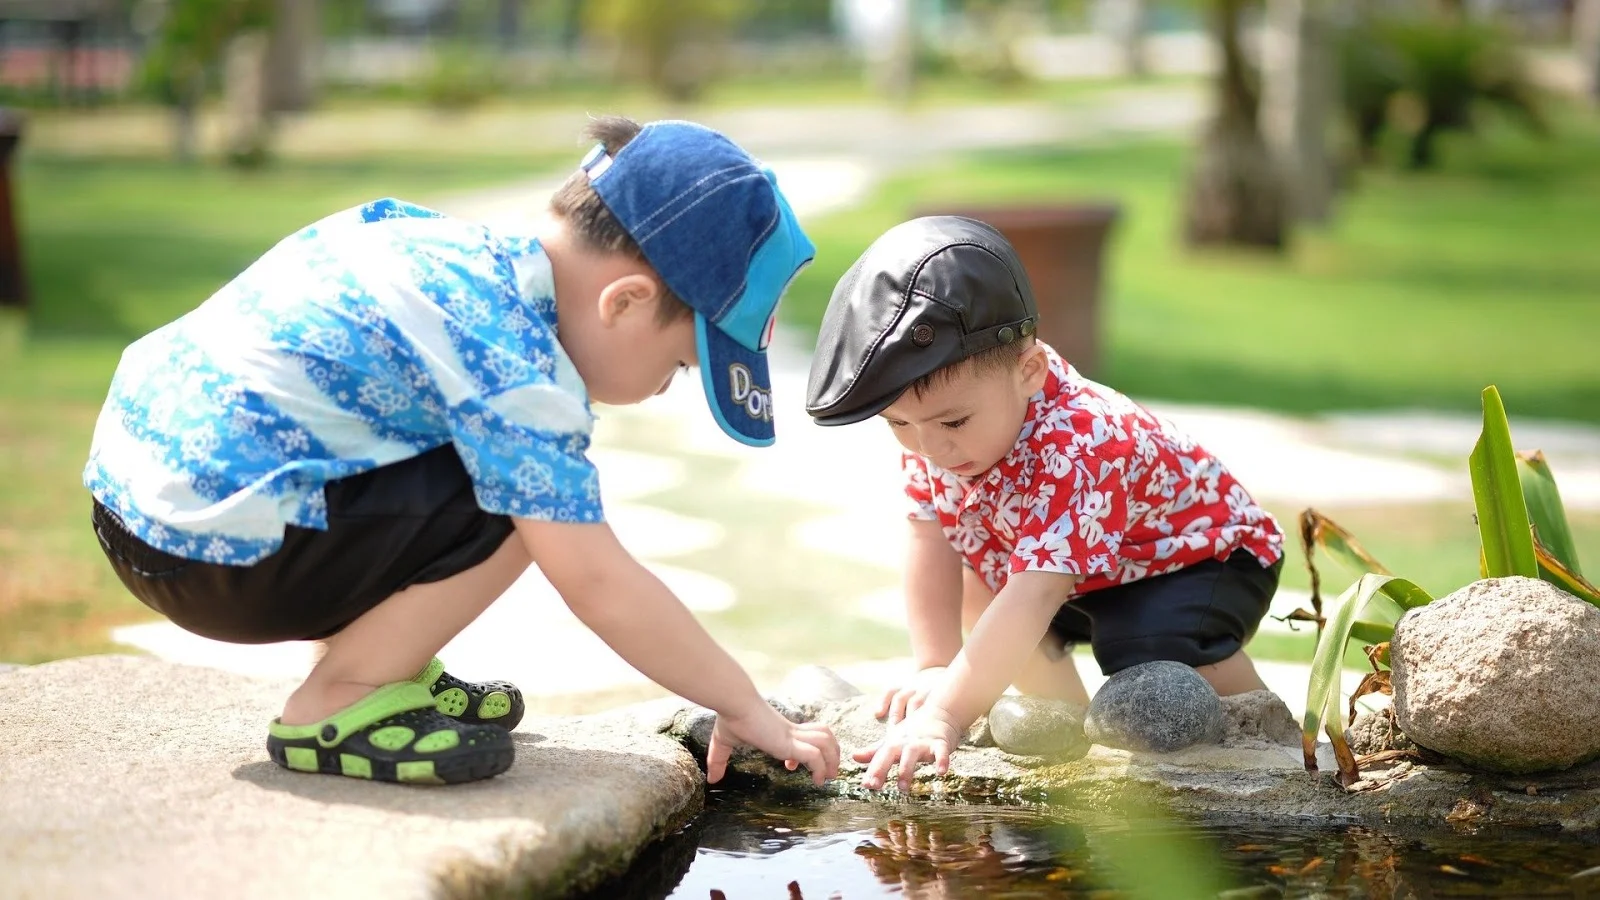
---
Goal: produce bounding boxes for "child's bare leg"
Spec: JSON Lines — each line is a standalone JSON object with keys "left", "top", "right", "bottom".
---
{"left": 962, "top": 568, "right": 1090, "bottom": 706}
{"left": 1194, "top": 649, "right": 1268, "bottom": 696}
{"left": 281, "top": 532, "right": 531, "bottom": 724}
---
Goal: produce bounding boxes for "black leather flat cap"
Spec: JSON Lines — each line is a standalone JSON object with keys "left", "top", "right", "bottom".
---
{"left": 805, "top": 216, "right": 1038, "bottom": 426}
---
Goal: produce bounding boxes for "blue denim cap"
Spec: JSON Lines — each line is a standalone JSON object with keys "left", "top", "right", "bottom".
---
{"left": 582, "top": 120, "right": 816, "bottom": 446}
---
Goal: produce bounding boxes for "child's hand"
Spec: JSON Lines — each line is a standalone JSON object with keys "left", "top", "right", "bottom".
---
{"left": 852, "top": 708, "right": 962, "bottom": 792}
{"left": 706, "top": 705, "right": 840, "bottom": 787}
{"left": 875, "top": 666, "right": 948, "bottom": 725}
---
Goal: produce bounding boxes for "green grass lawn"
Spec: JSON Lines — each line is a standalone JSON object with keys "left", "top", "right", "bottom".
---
{"left": 779, "top": 112, "right": 1600, "bottom": 425}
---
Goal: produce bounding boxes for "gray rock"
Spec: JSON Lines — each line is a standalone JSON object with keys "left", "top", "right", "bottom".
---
{"left": 1084, "top": 661, "right": 1225, "bottom": 753}
{"left": 965, "top": 714, "right": 995, "bottom": 748}
{"left": 987, "top": 696, "right": 1090, "bottom": 760}
{"left": 0, "top": 656, "right": 702, "bottom": 900}
{"left": 1220, "top": 690, "right": 1301, "bottom": 748}
{"left": 1393, "top": 576, "right": 1600, "bottom": 774}
{"left": 773, "top": 664, "right": 863, "bottom": 708}
{"left": 1348, "top": 708, "right": 1415, "bottom": 756}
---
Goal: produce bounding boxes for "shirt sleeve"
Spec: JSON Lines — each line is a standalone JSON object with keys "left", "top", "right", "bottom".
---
{"left": 902, "top": 452, "right": 939, "bottom": 521}
{"left": 1009, "top": 437, "right": 1129, "bottom": 580}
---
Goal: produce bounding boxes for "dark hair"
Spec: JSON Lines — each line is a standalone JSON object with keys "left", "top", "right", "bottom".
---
{"left": 907, "top": 339, "right": 1033, "bottom": 399}
{"left": 549, "top": 115, "right": 693, "bottom": 327}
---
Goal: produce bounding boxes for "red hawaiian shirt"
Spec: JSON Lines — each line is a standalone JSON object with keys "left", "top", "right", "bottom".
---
{"left": 904, "top": 345, "right": 1283, "bottom": 597}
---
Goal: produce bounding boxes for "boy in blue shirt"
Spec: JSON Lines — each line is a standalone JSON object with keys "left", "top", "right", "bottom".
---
{"left": 85, "top": 117, "right": 840, "bottom": 786}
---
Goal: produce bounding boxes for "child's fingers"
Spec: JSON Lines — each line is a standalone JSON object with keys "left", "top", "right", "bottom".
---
{"left": 934, "top": 740, "right": 951, "bottom": 776}
{"left": 820, "top": 730, "right": 841, "bottom": 779}
{"left": 802, "top": 727, "right": 840, "bottom": 780}
{"left": 874, "top": 687, "right": 896, "bottom": 719}
{"left": 889, "top": 690, "right": 912, "bottom": 725}
{"left": 705, "top": 732, "right": 730, "bottom": 784}
{"left": 788, "top": 743, "right": 827, "bottom": 786}
{"left": 851, "top": 743, "right": 880, "bottom": 764}
{"left": 865, "top": 743, "right": 899, "bottom": 790}
{"left": 896, "top": 743, "right": 924, "bottom": 792}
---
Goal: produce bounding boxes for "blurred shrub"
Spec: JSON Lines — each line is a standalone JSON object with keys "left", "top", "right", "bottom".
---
{"left": 584, "top": 0, "right": 750, "bottom": 102}
{"left": 1339, "top": 14, "right": 1545, "bottom": 170}
{"left": 420, "top": 44, "right": 500, "bottom": 112}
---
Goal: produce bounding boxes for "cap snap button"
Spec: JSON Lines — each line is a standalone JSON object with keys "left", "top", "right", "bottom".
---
{"left": 1020, "top": 318, "right": 1036, "bottom": 337}
{"left": 911, "top": 323, "right": 935, "bottom": 347}
{"left": 998, "top": 326, "right": 1016, "bottom": 344}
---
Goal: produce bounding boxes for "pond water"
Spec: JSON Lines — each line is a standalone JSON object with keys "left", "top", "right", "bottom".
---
{"left": 581, "top": 787, "right": 1600, "bottom": 900}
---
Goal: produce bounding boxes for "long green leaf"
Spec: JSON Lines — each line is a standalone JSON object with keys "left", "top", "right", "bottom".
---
{"left": 1301, "top": 574, "right": 1433, "bottom": 777}
{"left": 1518, "top": 450, "right": 1583, "bottom": 577}
{"left": 1469, "top": 386, "right": 1537, "bottom": 578}
{"left": 1299, "top": 509, "right": 1406, "bottom": 636}
{"left": 1535, "top": 540, "right": 1600, "bottom": 607}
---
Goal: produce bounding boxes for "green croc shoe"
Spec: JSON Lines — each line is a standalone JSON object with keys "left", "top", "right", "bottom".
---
{"left": 266, "top": 682, "right": 514, "bottom": 785}
{"left": 415, "top": 657, "right": 525, "bottom": 730}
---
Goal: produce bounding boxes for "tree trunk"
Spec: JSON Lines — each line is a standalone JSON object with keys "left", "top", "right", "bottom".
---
{"left": 868, "top": 0, "right": 916, "bottom": 103}
{"left": 497, "top": 0, "right": 521, "bottom": 51}
{"left": 1261, "top": 0, "right": 1336, "bottom": 222}
{"left": 1577, "top": 0, "right": 1600, "bottom": 104}
{"left": 265, "top": 0, "right": 319, "bottom": 113}
{"left": 1097, "top": 0, "right": 1150, "bottom": 77}
{"left": 1184, "top": 0, "right": 1289, "bottom": 250}
{"left": 225, "top": 31, "right": 272, "bottom": 168}
{"left": 172, "top": 71, "right": 203, "bottom": 165}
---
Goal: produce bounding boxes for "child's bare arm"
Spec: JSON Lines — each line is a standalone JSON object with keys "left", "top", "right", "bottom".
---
{"left": 876, "top": 518, "right": 965, "bottom": 721}
{"left": 514, "top": 518, "right": 840, "bottom": 784}
{"left": 855, "top": 570, "right": 1080, "bottom": 790}
{"left": 904, "top": 517, "right": 964, "bottom": 667}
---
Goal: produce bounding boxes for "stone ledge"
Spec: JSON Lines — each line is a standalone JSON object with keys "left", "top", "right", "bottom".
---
{"left": 640, "top": 688, "right": 1600, "bottom": 833}
{"left": 0, "top": 656, "right": 702, "bottom": 900}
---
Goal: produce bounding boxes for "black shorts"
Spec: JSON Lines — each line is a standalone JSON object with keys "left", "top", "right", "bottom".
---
{"left": 1041, "top": 551, "right": 1280, "bottom": 675}
{"left": 92, "top": 445, "right": 516, "bottom": 644}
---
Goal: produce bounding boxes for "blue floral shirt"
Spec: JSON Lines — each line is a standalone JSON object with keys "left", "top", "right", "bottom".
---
{"left": 84, "top": 198, "right": 603, "bottom": 565}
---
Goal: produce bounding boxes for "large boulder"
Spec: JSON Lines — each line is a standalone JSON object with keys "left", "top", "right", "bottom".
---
{"left": 0, "top": 656, "right": 702, "bottom": 899}
{"left": 1392, "top": 576, "right": 1600, "bottom": 775}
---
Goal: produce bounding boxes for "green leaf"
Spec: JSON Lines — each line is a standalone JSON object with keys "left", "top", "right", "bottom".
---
{"left": 1534, "top": 540, "right": 1600, "bottom": 607}
{"left": 1302, "top": 574, "right": 1433, "bottom": 778}
{"left": 1298, "top": 508, "right": 1386, "bottom": 624}
{"left": 1349, "top": 621, "right": 1397, "bottom": 645}
{"left": 1469, "top": 386, "right": 1537, "bottom": 579}
{"left": 1518, "top": 450, "right": 1583, "bottom": 577}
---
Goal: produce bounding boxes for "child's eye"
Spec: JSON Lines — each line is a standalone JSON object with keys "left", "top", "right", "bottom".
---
{"left": 884, "top": 419, "right": 908, "bottom": 428}
{"left": 941, "top": 417, "right": 971, "bottom": 430}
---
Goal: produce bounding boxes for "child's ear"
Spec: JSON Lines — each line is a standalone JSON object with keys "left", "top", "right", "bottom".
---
{"left": 596, "top": 273, "right": 663, "bottom": 327}
{"left": 1018, "top": 341, "right": 1049, "bottom": 393}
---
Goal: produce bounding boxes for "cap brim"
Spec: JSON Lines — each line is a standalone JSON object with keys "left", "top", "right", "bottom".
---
{"left": 696, "top": 315, "right": 775, "bottom": 447}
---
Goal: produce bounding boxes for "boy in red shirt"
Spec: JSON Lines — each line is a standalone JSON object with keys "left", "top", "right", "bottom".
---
{"left": 805, "top": 217, "right": 1284, "bottom": 790}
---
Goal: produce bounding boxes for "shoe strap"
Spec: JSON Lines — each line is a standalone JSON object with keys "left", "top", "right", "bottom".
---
{"left": 412, "top": 657, "right": 447, "bottom": 689}
{"left": 269, "top": 682, "right": 441, "bottom": 747}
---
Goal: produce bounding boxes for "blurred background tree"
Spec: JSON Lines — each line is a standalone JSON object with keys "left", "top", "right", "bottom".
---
{"left": 582, "top": 0, "right": 750, "bottom": 103}
{"left": 138, "top": 0, "right": 271, "bottom": 162}
{"left": 1182, "top": 0, "right": 1289, "bottom": 250}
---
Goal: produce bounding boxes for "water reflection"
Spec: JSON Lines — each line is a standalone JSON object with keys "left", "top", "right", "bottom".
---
{"left": 579, "top": 787, "right": 1600, "bottom": 900}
